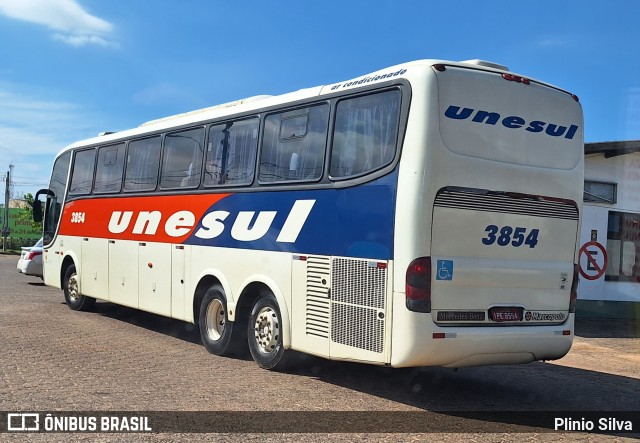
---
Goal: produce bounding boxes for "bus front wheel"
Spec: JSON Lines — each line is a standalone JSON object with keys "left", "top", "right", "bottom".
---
{"left": 199, "top": 284, "right": 245, "bottom": 356}
{"left": 248, "top": 291, "right": 289, "bottom": 370}
{"left": 63, "top": 265, "right": 95, "bottom": 311}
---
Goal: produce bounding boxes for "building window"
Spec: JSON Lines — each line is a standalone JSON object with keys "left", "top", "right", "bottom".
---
{"left": 584, "top": 180, "right": 617, "bottom": 203}
{"left": 605, "top": 211, "right": 640, "bottom": 282}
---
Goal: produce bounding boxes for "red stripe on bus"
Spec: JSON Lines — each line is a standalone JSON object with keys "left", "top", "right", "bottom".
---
{"left": 59, "top": 193, "right": 230, "bottom": 244}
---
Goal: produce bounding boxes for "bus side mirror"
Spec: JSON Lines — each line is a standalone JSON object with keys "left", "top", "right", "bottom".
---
{"left": 33, "top": 199, "right": 43, "bottom": 223}
{"left": 33, "top": 188, "right": 53, "bottom": 223}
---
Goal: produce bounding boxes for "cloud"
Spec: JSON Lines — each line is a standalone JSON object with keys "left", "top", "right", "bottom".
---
{"left": 532, "top": 34, "right": 586, "bottom": 51}
{"left": 0, "top": 88, "right": 94, "bottom": 154}
{"left": 533, "top": 37, "right": 569, "bottom": 48}
{"left": 0, "top": 85, "right": 103, "bottom": 196}
{"left": 133, "top": 83, "right": 200, "bottom": 107}
{"left": 0, "top": 0, "right": 116, "bottom": 47}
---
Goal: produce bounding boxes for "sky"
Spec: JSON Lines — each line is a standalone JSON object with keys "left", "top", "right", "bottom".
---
{"left": 1, "top": 0, "right": 640, "bottom": 198}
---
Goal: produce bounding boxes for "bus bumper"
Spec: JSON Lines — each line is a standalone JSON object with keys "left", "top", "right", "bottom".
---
{"left": 390, "top": 301, "right": 574, "bottom": 368}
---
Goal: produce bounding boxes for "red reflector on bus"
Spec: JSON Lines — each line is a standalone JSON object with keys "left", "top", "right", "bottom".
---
{"left": 377, "top": 263, "right": 387, "bottom": 269}
{"left": 433, "top": 333, "right": 446, "bottom": 339}
{"left": 563, "top": 330, "right": 571, "bottom": 336}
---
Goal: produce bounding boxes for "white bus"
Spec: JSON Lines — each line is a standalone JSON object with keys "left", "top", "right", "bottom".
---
{"left": 34, "top": 59, "right": 583, "bottom": 369}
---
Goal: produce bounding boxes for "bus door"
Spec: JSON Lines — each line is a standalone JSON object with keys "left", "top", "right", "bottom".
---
{"left": 80, "top": 237, "right": 108, "bottom": 297}
{"left": 138, "top": 242, "right": 172, "bottom": 317}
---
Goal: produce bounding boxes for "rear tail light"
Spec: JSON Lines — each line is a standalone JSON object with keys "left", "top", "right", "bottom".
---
{"left": 26, "top": 251, "right": 42, "bottom": 260}
{"left": 569, "top": 263, "right": 579, "bottom": 313}
{"left": 406, "top": 257, "right": 431, "bottom": 313}
{"left": 502, "top": 73, "right": 531, "bottom": 85}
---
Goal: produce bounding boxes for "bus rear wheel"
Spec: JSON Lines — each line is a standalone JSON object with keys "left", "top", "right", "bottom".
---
{"left": 63, "top": 265, "right": 95, "bottom": 311}
{"left": 199, "top": 284, "right": 245, "bottom": 357}
{"left": 248, "top": 291, "right": 289, "bottom": 370}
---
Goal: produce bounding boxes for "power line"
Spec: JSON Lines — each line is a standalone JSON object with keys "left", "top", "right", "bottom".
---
{"left": 12, "top": 181, "right": 49, "bottom": 186}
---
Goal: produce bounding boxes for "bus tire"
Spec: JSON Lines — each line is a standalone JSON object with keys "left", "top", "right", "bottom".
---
{"left": 199, "top": 285, "right": 244, "bottom": 356}
{"left": 247, "top": 291, "right": 289, "bottom": 370}
{"left": 63, "top": 265, "right": 95, "bottom": 311}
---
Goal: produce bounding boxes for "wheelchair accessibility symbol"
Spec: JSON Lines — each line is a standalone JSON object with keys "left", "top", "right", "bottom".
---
{"left": 436, "top": 260, "right": 454, "bottom": 281}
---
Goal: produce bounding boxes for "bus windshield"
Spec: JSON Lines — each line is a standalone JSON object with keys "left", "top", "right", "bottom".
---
{"left": 43, "top": 151, "right": 71, "bottom": 245}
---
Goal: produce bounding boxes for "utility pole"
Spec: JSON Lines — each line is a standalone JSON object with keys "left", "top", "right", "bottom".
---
{"left": 2, "top": 168, "right": 10, "bottom": 252}
{"left": 8, "top": 163, "right": 14, "bottom": 201}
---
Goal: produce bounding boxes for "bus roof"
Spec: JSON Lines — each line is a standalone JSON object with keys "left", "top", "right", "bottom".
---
{"left": 60, "top": 58, "right": 573, "bottom": 155}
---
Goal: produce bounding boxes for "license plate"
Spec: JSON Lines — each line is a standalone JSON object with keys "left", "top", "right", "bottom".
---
{"left": 489, "top": 307, "right": 522, "bottom": 322}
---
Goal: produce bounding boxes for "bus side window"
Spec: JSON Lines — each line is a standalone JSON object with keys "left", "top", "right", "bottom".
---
{"left": 330, "top": 90, "right": 401, "bottom": 179}
{"left": 124, "top": 136, "right": 161, "bottom": 192}
{"left": 94, "top": 144, "right": 126, "bottom": 194}
{"left": 69, "top": 148, "right": 96, "bottom": 195}
{"left": 160, "top": 127, "right": 205, "bottom": 189}
{"left": 259, "top": 104, "right": 329, "bottom": 183}
{"left": 205, "top": 118, "right": 259, "bottom": 187}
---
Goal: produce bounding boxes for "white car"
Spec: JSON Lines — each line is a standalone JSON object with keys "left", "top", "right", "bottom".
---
{"left": 17, "top": 238, "right": 44, "bottom": 278}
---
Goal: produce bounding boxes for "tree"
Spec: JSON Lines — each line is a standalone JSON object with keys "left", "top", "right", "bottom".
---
{"left": 17, "top": 193, "right": 42, "bottom": 230}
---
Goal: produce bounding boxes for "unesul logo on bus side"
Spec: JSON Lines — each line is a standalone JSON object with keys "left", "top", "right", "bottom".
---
{"left": 107, "top": 199, "right": 316, "bottom": 243}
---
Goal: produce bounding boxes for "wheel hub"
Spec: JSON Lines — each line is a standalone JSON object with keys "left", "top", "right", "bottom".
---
{"left": 205, "top": 299, "right": 225, "bottom": 341}
{"left": 68, "top": 275, "right": 80, "bottom": 302}
{"left": 254, "top": 307, "right": 279, "bottom": 353}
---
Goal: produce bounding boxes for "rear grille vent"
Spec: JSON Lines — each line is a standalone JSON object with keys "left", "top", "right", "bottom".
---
{"left": 305, "top": 256, "right": 330, "bottom": 339}
{"left": 331, "top": 304, "right": 383, "bottom": 353}
{"left": 331, "top": 258, "right": 386, "bottom": 353}
{"left": 434, "top": 188, "right": 579, "bottom": 220}
{"left": 331, "top": 259, "right": 386, "bottom": 309}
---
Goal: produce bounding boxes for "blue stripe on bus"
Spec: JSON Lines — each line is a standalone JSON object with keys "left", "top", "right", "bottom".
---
{"left": 184, "top": 171, "right": 397, "bottom": 260}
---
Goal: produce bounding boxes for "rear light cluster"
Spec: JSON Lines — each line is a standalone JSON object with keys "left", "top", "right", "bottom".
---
{"left": 26, "top": 251, "right": 42, "bottom": 260}
{"left": 569, "top": 263, "right": 579, "bottom": 313}
{"left": 502, "top": 73, "right": 530, "bottom": 85}
{"left": 406, "top": 257, "right": 431, "bottom": 313}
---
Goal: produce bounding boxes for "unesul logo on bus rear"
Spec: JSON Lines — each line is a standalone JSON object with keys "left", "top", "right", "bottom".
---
{"left": 444, "top": 105, "right": 579, "bottom": 139}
